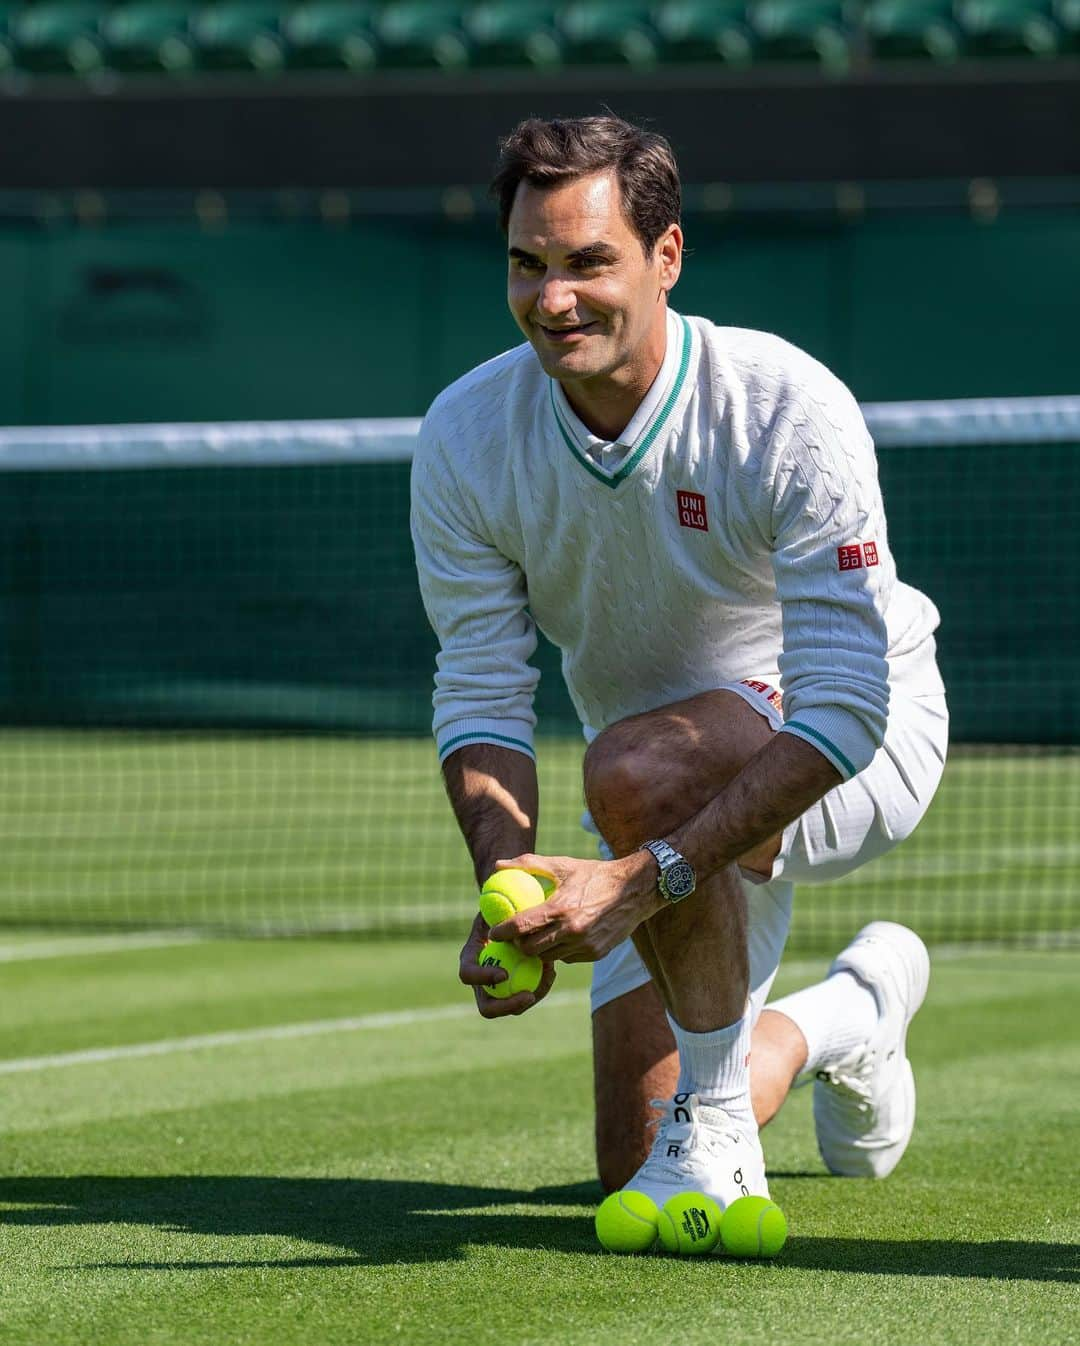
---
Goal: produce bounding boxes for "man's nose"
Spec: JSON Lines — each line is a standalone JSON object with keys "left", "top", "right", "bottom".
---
{"left": 536, "top": 275, "right": 577, "bottom": 317}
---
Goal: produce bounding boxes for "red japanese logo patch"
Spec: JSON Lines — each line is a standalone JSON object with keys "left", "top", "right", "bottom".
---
{"left": 677, "top": 490, "right": 708, "bottom": 532}
{"left": 838, "top": 542, "right": 880, "bottom": 571}
{"left": 741, "top": 679, "right": 783, "bottom": 713}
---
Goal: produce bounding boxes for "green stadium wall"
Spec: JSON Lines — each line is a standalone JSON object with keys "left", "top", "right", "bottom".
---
{"left": 0, "top": 445, "right": 1076, "bottom": 747}
{"left": 0, "top": 207, "right": 1077, "bottom": 426}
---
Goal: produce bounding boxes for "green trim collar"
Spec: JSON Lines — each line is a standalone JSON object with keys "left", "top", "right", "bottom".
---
{"left": 549, "top": 314, "right": 693, "bottom": 489}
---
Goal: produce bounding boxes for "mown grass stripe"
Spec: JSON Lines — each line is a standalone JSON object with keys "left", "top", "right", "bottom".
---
{"left": 0, "top": 930, "right": 212, "bottom": 963}
{"left": 0, "top": 992, "right": 590, "bottom": 1076}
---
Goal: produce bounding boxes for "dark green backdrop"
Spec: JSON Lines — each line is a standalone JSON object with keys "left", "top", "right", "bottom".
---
{"left": 0, "top": 207, "right": 1077, "bottom": 426}
{"left": 1, "top": 444, "right": 1076, "bottom": 747}
{"left": 1, "top": 203, "right": 1076, "bottom": 747}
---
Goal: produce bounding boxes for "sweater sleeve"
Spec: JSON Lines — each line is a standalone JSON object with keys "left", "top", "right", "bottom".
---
{"left": 410, "top": 418, "right": 539, "bottom": 763}
{"left": 765, "top": 391, "right": 893, "bottom": 779}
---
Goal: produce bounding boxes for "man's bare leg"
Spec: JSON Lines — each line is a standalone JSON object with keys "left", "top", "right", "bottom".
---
{"left": 584, "top": 688, "right": 809, "bottom": 1191}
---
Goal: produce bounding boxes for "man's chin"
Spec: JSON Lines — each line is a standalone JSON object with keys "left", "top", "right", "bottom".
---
{"left": 530, "top": 339, "right": 608, "bottom": 381}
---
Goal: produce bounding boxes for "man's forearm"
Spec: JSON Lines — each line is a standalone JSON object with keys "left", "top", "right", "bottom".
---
{"left": 441, "top": 742, "right": 539, "bottom": 887}
{"left": 664, "top": 732, "right": 842, "bottom": 884}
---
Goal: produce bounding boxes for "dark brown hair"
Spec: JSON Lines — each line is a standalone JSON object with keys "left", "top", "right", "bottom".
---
{"left": 490, "top": 115, "right": 681, "bottom": 257}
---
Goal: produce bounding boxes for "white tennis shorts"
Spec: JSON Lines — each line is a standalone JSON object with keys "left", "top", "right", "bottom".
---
{"left": 588, "top": 676, "right": 949, "bottom": 1018}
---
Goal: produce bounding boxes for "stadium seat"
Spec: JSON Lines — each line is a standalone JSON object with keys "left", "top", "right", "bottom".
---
{"left": 0, "top": 3, "right": 17, "bottom": 74}
{"left": 864, "top": 0, "right": 961, "bottom": 60}
{"left": 1055, "top": 0, "right": 1080, "bottom": 46}
{"left": 190, "top": 1, "right": 286, "bottom": 71}
{"left": 10, "top": 0, "right": 104, "bottom": 73}
{"left": 652, "top": 0, "right": 755, "bottom": 64}
{"left": 955, "top": 0, "right": 1061, "bottom": 55}
{"left": 373, "top": 0, "right": 468, "bottom": 68}
{"left": 101, "top": 2, "right": 196, "bottom": 73}
{"left": 557, "top": 1, "right": 659, "bottom": 65}
{"left": 747, "top": 0, "right": 851, "bottom": 66}
{"left": 283, "top": 1, "right": 378, "bottom": 70}
{"left": 463, "top": 1, "right": 561, "bottom": 67}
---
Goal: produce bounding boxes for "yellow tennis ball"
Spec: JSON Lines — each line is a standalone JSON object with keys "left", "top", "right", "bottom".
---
{"left": 720, "top": 1195, "right": 788, "bottom": 1258}
{"left": 479, "top": 868, "right": 546, "bottom": 926}
{"left": 658, "top": 1192, "right": 723, "bottom": 1256}
{"left": 594, "top": 1190, "right": 659, "bottom": 1254}
{"left": 476, "top": 940, "right": 542, "bottom": 999}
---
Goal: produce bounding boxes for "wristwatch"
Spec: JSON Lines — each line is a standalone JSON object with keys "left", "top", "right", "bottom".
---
{"left": 640, "top": 839, "right": 697, "bottom": 903}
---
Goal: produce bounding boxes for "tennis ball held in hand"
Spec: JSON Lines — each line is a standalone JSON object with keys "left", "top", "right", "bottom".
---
{"left": 658, "top": 1192, "right": 723, "bottom": 1255}
{"left": 477, "top": 940, "right": 543, "bottom": 999}
{"left": 478, "top": 868, "right": 548, "bottom": 926}
{"left": 594, "top": 1190, "right": 659, "bottom": 1253}
{"left": 720, "top": 1195, "right": 788, "bottom": 1258}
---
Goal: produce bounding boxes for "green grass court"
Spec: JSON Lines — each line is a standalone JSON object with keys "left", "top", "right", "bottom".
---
{"left": 1, "top": 935, "right": 1077, "bottom": 1346}
{"left": 0, "top": 732, "right": 1076, "bottom": 948}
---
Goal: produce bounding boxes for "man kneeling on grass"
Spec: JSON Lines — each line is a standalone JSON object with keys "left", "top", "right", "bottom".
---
{"left": 411, "top": 114, "right": 947, "bottom": 1213}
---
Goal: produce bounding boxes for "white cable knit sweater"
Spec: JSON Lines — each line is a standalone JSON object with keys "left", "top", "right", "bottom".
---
{"left": 411, "top": 312, "right": 942, "bottom": 780}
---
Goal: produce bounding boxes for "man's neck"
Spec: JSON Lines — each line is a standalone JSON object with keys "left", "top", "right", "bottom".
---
{"left": 560, "top": 312, "right": 669, "bottom": 442}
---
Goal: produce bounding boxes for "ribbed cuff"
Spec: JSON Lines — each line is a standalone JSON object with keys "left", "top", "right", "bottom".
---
{"left": 779, "top": 704, "right": 881, "bottom": 779}
{"left": 435, "top": 717, "right": 536, "bottom": 763}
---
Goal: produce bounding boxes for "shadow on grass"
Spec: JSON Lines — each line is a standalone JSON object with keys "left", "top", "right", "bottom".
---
{"left": 1, "top": 1176, "right": 1076, "bottom": 1282}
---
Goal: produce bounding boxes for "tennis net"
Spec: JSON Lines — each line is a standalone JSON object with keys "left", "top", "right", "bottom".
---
{"left": 0, "top": 397, "right": 1076, "bottom": 951}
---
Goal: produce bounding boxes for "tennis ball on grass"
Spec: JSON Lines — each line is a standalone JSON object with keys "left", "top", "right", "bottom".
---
{"left": 479, "top": 868, "right": 547, "bottom": 926}
{"left": 476, "top": 940, "right": 542, "bottom": 999}
{"left": 720, "top": 1195, "right": 788, "bottom": 1258}
{"left": 594, "top": 1190, "right": 659, "bottom": 1253}
{"left": 658, "top": 1192, "right": 723, "bottom": 1256}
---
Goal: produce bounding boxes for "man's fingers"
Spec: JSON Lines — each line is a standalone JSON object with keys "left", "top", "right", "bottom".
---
{"left": 489, "top": 898, "right": 564, "bottom": 944}
{"left": 494, "top": 854, "right": 564, "bottom": 893}
{"left": 473, "top": 986, "right": 536, "bottom": 1018}
{"left": 459, "top": 913, "right": 505, "bottom": 988}
{"left": 472, "top": 960, "right": 557, "bottom": 1018}
{"left": 460, "top": 959, "right": 507, "bottom": 988}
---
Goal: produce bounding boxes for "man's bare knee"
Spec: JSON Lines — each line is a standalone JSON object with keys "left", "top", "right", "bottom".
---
{"left": 584, "top": 691, "right": 775, "bottom": 854}
{"left": 584, "top": 730, "right": 684, "bottom": 855}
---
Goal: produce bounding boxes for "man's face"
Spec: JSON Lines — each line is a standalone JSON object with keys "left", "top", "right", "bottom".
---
{"left": 506, "top": 170, "right": 680, "bottom": 386}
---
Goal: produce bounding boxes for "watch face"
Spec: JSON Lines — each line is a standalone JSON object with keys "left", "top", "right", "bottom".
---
{"left": 665, "top": 861, "right": 696, "bottom": 899}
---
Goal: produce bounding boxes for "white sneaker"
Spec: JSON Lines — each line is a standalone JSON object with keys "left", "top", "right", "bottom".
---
{"left": 625, "top": 1092, "right": 769, "bottom": 1211}
{"left": 813, "top": 921, "right": 930, "bottom": 1179}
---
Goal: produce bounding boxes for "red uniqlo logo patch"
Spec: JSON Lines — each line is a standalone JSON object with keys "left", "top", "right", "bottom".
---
{"left": 837, "top": 541, "right": 881, "bottom": 570}
{"left": 741, "top": 679, "right": 784, "bottom": 714}
{"left": 677, "top": 490, "right": 708, "bottom": 531}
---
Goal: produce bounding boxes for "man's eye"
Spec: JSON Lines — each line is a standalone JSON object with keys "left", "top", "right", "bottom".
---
{"left": 515, "top": 258, "right": 543, "bottom": 272}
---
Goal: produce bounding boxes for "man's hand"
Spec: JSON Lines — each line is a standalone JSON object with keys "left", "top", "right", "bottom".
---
{"left": 488, "top": 852, "right": 661, "bottom": 963}
{"left": 458, "top": 911, "right": 557, "bottom": 1018}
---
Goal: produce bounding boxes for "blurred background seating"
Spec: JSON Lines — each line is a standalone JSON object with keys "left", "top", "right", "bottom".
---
{"left": 0, "top": 0, "right": 1077, "bottom": 74}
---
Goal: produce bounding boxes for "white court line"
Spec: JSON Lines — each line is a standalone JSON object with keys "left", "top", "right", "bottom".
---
{"left": 0, "top": 945, "right": 1073, "bottom": 1078}
{"left": 0, "top": 960, "right": 829, "bottom": 1076}
{"left": 0, "top": 992, "right": 591, "bottom": 1076}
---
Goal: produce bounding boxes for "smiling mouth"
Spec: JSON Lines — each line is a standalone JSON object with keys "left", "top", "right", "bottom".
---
{"left": 537, "top": 321, "right": 598, "bottom": 340}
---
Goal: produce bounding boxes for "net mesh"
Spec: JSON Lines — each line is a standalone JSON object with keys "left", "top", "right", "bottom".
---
{"left": 0, "top": 399, "right": 1076, "bottom": 951}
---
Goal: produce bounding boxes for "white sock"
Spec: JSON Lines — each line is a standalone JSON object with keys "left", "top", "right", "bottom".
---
{"left": 769, "top": 970, "right": 879, "bottom": 1074}
{"left": 666, "top": 1011, "right": 755, "bottom": 1132}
